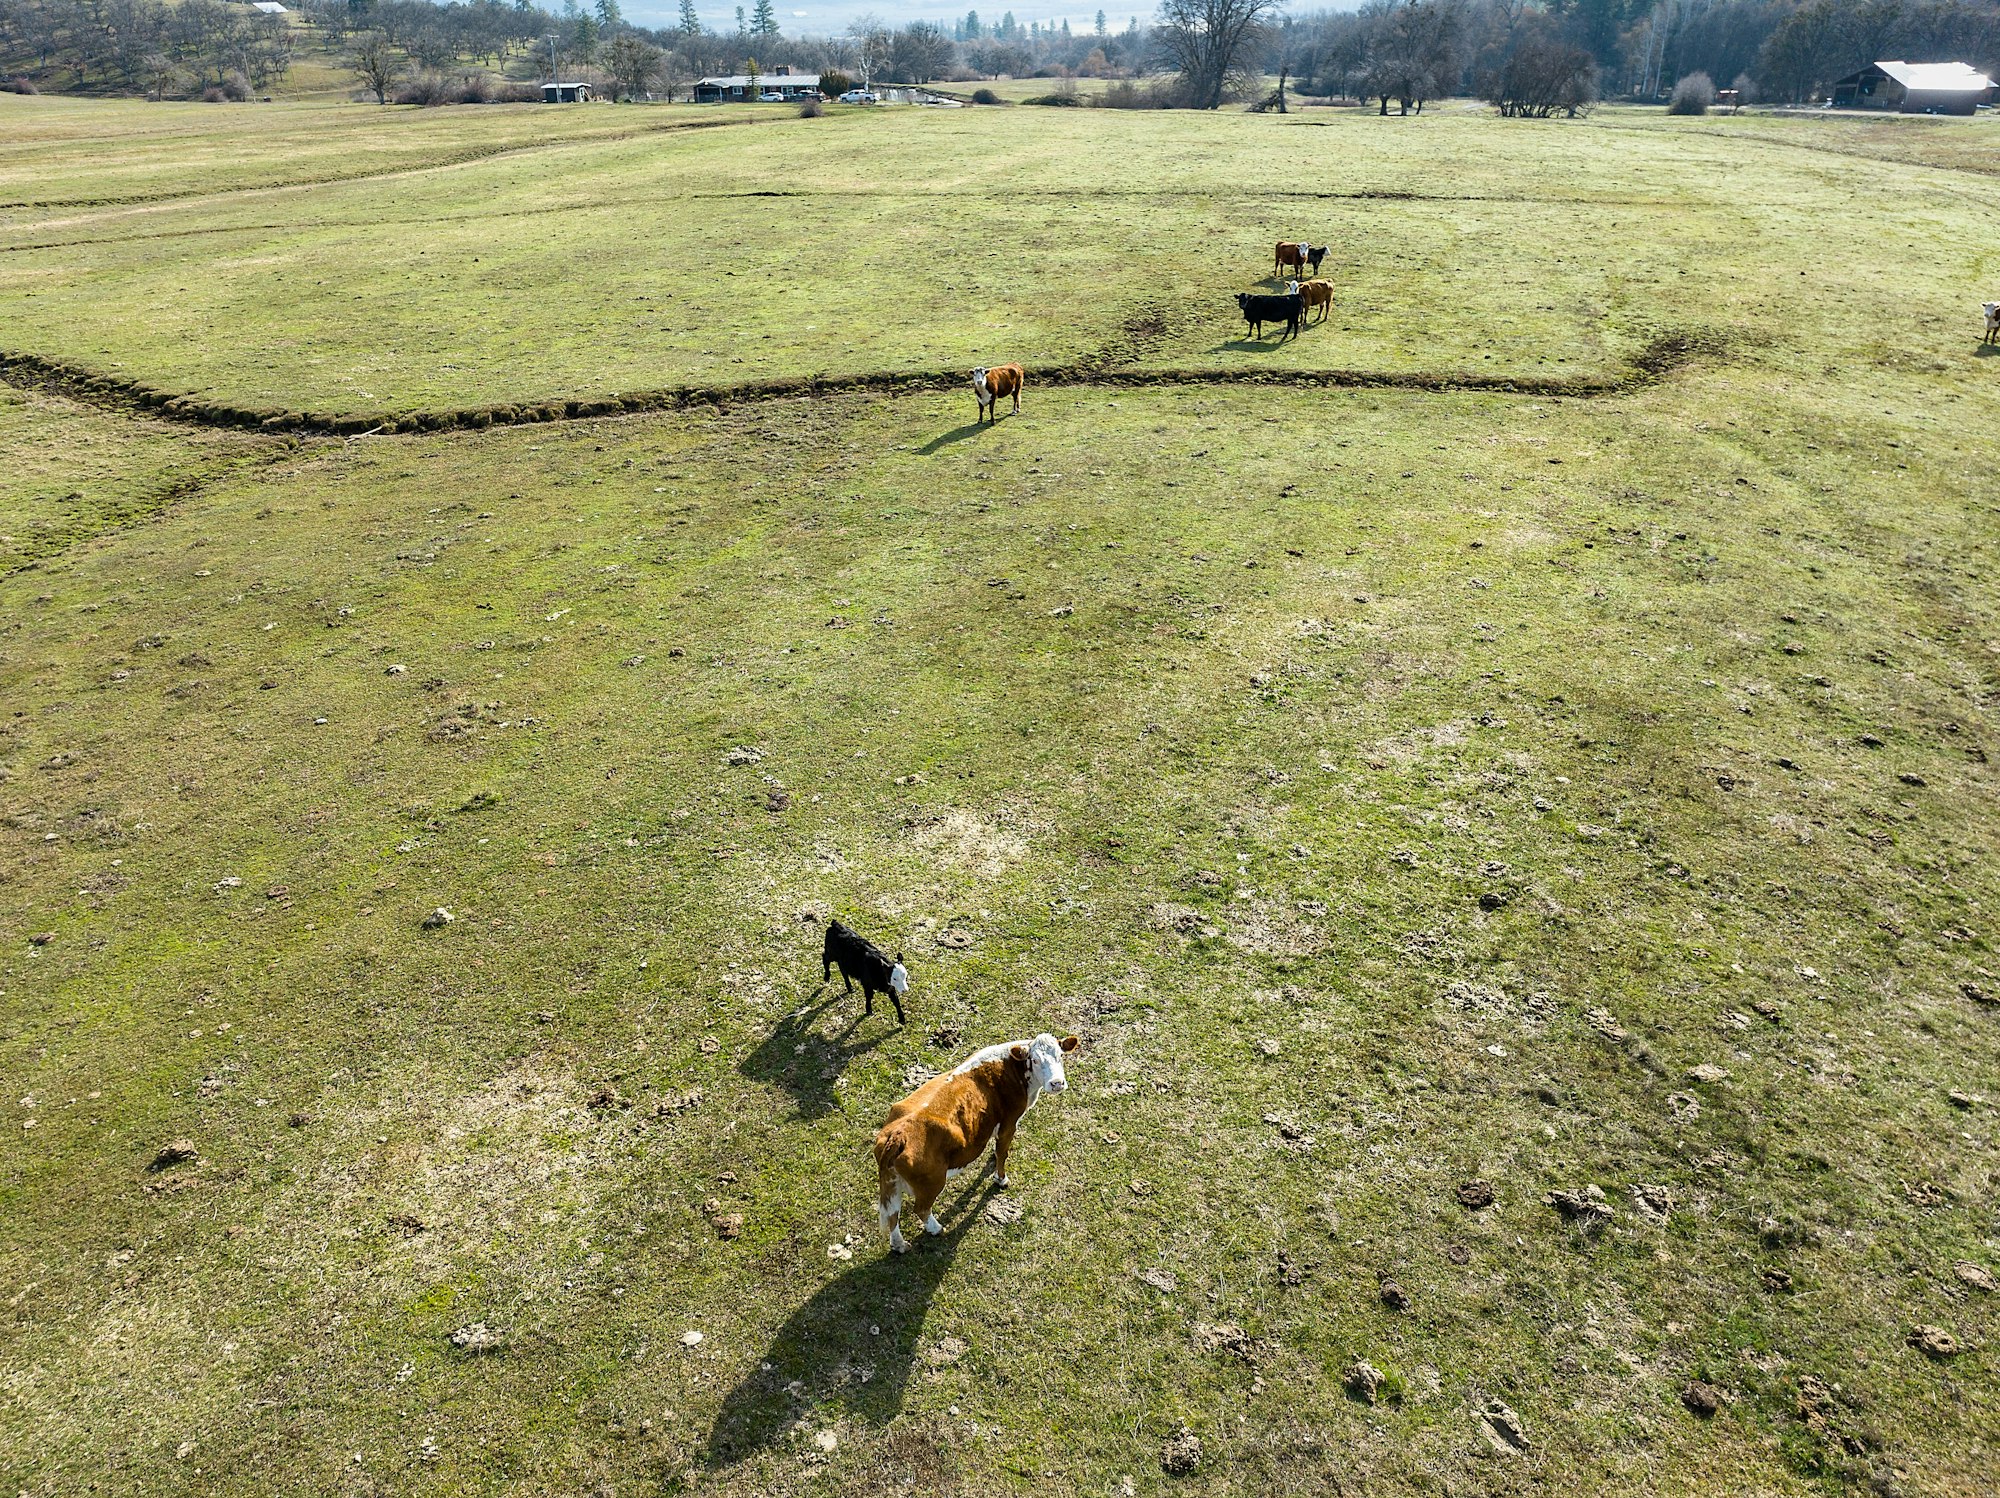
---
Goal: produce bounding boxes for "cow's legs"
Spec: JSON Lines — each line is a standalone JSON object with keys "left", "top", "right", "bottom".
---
{"left": 863, "top": 983, "right": 874, "bottom": 1016}
{"left": 905, "top": 1171, "right": 946, "bottom": 1238}
{"left": 1011, "top": 389, "right": 1020, "bottom": 416}
{"left": 986, "top": 1122, "right": 1018, "bottom": 1189}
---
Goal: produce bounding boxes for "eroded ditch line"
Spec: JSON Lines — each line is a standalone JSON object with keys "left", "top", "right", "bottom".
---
{"left": 0, "top": 332, "right": 1722, "bottom": 441}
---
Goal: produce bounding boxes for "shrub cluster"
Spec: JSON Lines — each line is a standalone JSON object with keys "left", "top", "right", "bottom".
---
{"left": 1668, "top": 71, "right": 1717, "bottom": 114}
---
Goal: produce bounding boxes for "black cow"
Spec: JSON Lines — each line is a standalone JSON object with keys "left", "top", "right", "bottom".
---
{"left": 1236, "top": 290, "right": 1305, "bottom": 342}
{"left": 823, "top": 919, "right": 909, "bottom": 1024}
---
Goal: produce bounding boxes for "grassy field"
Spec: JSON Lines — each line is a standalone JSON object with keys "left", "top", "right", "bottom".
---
{"left": 2, "top": 98, "right": 1998, "bottom": 1498}
{"left": 9, "top": 99, "right": 1993, "bottom": 419}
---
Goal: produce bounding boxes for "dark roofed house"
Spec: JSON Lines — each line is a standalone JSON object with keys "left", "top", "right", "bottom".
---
{"left": 1830, "top": 60, "right": 1994, "bottom": 115}
{"left": 694, "top": 69, "right": 821, "bottom": 103}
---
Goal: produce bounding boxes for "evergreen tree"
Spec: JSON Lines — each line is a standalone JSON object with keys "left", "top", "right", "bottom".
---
{"left": 678, "top": 0, "right": 700, "bottom": 34}
{"left": 595, "top": 0, "right": 621, "bottom": 30}
{"left": 751, "top": 0, "right": 777, "bottom": 37}
{"left": 964, "top": 9, "right": 981, "bottom": 39}
{"left": 571, "top": 10, "right": 599, "bottom": 59}
{"left": 999, "top": 10, "right": 1014, "bottom": 39}
{"left": 1095, "top": 8, "right": 1106, "bottom": 36}
{"left": 733, "top": 3, "right": 745, "bottom": 39}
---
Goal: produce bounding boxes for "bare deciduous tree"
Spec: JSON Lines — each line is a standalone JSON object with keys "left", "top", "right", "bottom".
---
{"left": 1153, "top": 0, "right": 1283, "bottom": 109}
{"left": 350, "top": 29, "right": 403, "bottom": 101}
{"left": 1361, "top": 0, "right": 1467, "bottom": 114}
{"left": 1487, "top": 21, "right": 1595, "bottom": 115}
{"left": 605, "top": 30, "right": 661, "bottom": 97}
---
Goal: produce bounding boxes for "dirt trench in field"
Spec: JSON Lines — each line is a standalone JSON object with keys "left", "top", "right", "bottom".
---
{"left": 0, "top": 330, "right": 1722, "bottom": 442}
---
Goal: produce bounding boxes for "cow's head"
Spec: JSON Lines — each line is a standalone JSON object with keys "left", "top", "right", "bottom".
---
{"left": 1235, "top": 293, "right": 1251, "bottom": 310}
{"left": 1986, "top": 302, "right": 2000, "bottom": 319}
{"left": 971, "top": 367, "right": 989, "bottom": 394}
{"left": 1011, "top": 1033, "right": 1080, "bottom": 1098}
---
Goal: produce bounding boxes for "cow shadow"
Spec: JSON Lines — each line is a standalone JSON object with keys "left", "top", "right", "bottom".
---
{"left": 737, "top": 993, "right": 896, "bottom": 1121}
{"left": 1976, "top": 343, "right": 1998, "bottom": 358}
{"left": 917, "top": 421, "right": 994, "bottom": 454}
{"left": 1210, "top": 336, "right": 1298, "bottom": 353}
{"left": 702, "top": 1199, "right": 982, "bottom": 1467}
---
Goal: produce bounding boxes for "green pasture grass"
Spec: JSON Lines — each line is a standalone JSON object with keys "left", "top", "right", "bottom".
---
{"left": 3, "top": 103, "right": 1996, "bottom": 421}
{"left": 3, "top": 339, "right": 1999, "bottom": 1493}
{"left": 0, "top": 94, "right": 759, "bottom": 213}
{"left": 0, "top": 386, "right": 269, "bottom": 573}
{"left": 3, "top": 97, "right": 2000, "bottom": 1497}
{"left": 1627, "top": 106, "right": 2000, "bottom": 180}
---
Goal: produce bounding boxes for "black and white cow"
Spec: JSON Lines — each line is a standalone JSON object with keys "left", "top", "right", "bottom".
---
{"left": 822, "top": 919, "right": 909, "bottom": 1024}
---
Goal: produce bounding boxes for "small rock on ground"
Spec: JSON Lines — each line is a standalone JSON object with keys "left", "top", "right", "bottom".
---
{"left": 1681, "top": 1381, "right": 1720, "bottom": 1417}
{"left": 449, "top": 1323, "right": 503, "bottom": 1354}
{"left": 1456, "top": 1179, "right": 1495, "bottom": 1210}
{"left": 1907, "top": 1325, "right": 1960, "bottom": 1359}
{"left": 1631, "top": 1183, "right": 1673, "bottom": 1223}
{"left": 1545, "top": 1186, "right": 1613, "bottom": 1230}
{"left": 1159, "top": 1426, "right": 1201, "bottom": 1476}
{"left": 1137, "top": 1267, "right": 1178, "bottom": 1294}
{"left": 1477, "top": 1400, "right": 1529, "bottom": 1455}
{"left": 422, "top": 907, "right": 454, "bottom": 929}
{"left": 1954, "top": 1261, "right": 1996, "bottom": 1293}
{"left": 1344, "top": 1359, "right": 1386, "bottom": 1403}
{"left": 148, "top": 1140, "right": 198, "bottom": 1172}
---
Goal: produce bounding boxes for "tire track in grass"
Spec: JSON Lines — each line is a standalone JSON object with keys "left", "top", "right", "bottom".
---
{"left": 0, "top": 331, "right": 1725, "bottom": 440}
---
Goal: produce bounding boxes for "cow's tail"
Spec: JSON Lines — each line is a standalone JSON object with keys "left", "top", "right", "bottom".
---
{"left": 875, "top": 1128, "right": 908, "bottom": 1234}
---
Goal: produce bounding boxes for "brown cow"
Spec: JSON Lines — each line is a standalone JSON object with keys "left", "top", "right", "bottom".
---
{"left": 1276, "top": 241, "right": 1328, "bottom": 280}
{"left": 873, "top": 1032, "right": 1079, "bottom": 1253}
{"left": 972, "top": 364, "right": 1024, "bottom": 424}
{"left": 1294, "top": 277, "right": 1334, "bottom": 321}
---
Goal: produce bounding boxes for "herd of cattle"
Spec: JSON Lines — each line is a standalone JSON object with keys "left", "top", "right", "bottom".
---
{"left": 965, "top": 240, "right": 1340, "bottom": 425}
{"left": 1236, "top": 240, "right": 1335, "bottom": 342}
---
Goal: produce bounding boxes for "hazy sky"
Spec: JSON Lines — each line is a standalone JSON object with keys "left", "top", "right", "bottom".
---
{"left": 623, "top": 1, "right": 1156, "bottom": 35}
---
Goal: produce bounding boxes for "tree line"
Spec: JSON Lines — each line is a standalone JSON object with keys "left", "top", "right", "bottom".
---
{"left": 4, "top": 0, "right": 1998, "bottom": 108}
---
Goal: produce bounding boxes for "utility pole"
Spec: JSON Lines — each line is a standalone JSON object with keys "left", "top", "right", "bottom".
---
{"left": 547, "top": 31, "right": 559, "bottom": 83}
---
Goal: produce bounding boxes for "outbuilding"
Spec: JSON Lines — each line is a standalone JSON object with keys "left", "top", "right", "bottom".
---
{"left": 541, "top": 81, "right": 593, "bottom": 102}
{"left": 1830, "top": 60, "right": 1995, "bottom": 115}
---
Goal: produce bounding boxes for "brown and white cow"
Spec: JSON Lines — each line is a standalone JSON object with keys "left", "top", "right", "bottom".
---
{"left": 1984, "top": 301, "right": 2000, "bottom": 345}
{"left": 1276, "top": 241, "right": 1327, "bottom": 280}
{"left": 972, "top": 363, "right": 1024, "bottom": 424}
{"left": 1294, "top": 277, "right": 1334, "bottom": 321}
{"left": 873, "top": 1032, "right": 1079, "bottom": 1253}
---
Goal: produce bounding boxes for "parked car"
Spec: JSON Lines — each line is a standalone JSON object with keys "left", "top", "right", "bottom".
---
{"left": 757, "top": 90, "right": 785, "bottom": 102}
{"left": 839, "top": 89, "right": 877, "bottom": 104}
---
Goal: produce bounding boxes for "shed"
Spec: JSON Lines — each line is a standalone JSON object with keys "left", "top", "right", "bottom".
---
{"left": 693, "top": 72, "right": 821, "bottom": 103}
{"left": 1830, "top": 60, "right": 1994, "bottom": 114}
{"left": 250, "top": 1, "right": 288, "bottom": 11}
{"left": 541, "top": 81, "right": 592, "bottom": 103}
